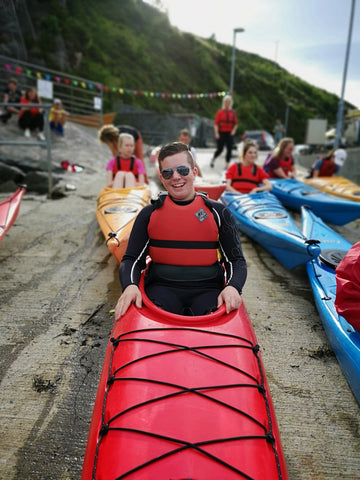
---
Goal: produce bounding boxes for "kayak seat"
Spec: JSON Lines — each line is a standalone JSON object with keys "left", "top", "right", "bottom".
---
{"left": 254, "top": 211, "right": 288, "bottom": 219}
{"left": 319, "top": 249, "right": 348, "bottom": 270}
{"left": 105, "top": 206, "right": 138, "bottom": 214}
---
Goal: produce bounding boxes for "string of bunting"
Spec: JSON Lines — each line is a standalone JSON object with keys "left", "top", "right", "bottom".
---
{"left": 3, "top": 63, "right": 227, "bottom": 99}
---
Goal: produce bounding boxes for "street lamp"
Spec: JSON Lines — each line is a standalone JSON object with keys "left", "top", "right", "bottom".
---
{"left": 284, "top": 102, "right": 292, "bottom": 136}
{"left": 334, "top": 0, "right": 355, "bottom": 148}
{"left": 229, "top": 27, "right": 245, "bottom": 95}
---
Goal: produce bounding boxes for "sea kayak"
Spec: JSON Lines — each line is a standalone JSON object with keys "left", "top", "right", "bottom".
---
{"left": 220, "top": 191, "right": 320, "bottom": 269}
{"left": 270, "top": 178, "right": 360, "bottom": 225}
{"left": 301, "top": 206, "right": 360, "bottom": 404}
{"left": 96, "top": 186, "right": 151, "bottom": 264}
{"left": 303, "top": 176, "right": 360, "bottom": 202}
{"left": 0, "top": 185, "right": 26, "bottom": 243}
{"left": 81, "top": 272, "right": 288, "bottom": 480}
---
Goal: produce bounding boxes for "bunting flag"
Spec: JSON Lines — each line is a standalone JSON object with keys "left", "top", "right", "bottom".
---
{"left": 3, "top": 62, "right": 227, "bottom": 100}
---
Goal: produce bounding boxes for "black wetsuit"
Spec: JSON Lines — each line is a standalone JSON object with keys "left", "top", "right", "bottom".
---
{"left": 119, "top": 194, "right": 247, "bottom": 315}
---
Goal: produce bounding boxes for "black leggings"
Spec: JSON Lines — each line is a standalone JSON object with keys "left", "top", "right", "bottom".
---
{"left": 18, "top": 110, "right": 44, "bottom": 131}
{"left": 213, "top": 132, "right": 234, "bottom": 164}
{"left": 146, "top": 283, "right": 222, "bottom": 316}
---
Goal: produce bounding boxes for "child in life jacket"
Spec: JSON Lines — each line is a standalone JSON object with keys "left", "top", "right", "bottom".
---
{"left": 105, "top": 132, "right": 146, "bottom": 188}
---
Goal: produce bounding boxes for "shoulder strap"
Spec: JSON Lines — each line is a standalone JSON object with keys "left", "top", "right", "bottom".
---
{"left": 151, "top": 191, "right": 168, "bottom": 209}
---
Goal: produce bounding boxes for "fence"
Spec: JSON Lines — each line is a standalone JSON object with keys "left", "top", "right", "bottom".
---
{"left": 0, "top": 54, "right": 104, "bottom": 128}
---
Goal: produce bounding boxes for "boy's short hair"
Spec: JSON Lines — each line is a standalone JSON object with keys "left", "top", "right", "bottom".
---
{"left": 158, "top": 142, "right": 194, "bottom": 170}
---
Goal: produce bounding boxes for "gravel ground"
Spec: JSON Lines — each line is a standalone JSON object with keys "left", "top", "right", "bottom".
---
{"left": 0, "top": 123, "right": 359, "bottom": 479}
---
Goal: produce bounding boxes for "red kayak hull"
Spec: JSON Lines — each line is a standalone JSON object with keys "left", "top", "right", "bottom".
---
{"left": 0, "top": 185, "right": 26, "bottom": 243}
{"left": 81, "top": 277, "right": 288, "bottom": 479}
{"left": 195, "top": 183, "right": 226, "bottom": 200}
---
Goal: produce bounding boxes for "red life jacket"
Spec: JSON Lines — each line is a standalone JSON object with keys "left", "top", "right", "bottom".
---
{"left": 112, "top": 155, "right": 139, "bottom": 179}
{"left": 216, "top": 109, "right": 237, "bottom": 133}
{"left": 148, "top": 194, "right": 219, "bottom": 266}
{"left": 231, "top": 164, "right": 261, "bottom": 193}
{"left": 268, "top": 156, "right": 293, "bottom": 178}
{"left": 314, "top": 158, "right": 337, "bottom": 177}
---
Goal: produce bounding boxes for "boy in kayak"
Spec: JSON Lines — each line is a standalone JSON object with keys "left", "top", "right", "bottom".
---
{"left": 225, "top": 140, "right": 272, "bottom": 194}
{"left": 115, "top": 141, "right": 247, "bottom": 317}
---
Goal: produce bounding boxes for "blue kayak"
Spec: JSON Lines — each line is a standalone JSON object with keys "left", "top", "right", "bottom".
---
{"left": 301, "top": 206, "right": 360, "bottom": 404}
{"left": 220, "top": 191, "right": 320, "bottom": 270}
{"left": 270, "top": 178, "right": 360, "bottom": 226}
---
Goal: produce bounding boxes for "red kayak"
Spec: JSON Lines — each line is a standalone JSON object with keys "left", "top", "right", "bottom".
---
{"left": 0, "top": 185, "right": 26, "bottom": 243}
{"left": 195, "top": 183, "right": 226, "bottom": 200}
{"left": 81, "top": 273, "right": 288, "bottom": 480}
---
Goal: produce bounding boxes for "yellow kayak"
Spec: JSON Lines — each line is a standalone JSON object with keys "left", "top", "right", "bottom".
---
{"left": 304, "top": 176, "right": 360, "bottom": 202}
{"left": 96, "top": 186, "right": 151, "bottom": 264}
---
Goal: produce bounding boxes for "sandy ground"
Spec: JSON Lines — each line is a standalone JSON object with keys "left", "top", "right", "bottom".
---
{"left": 0, "top": 123, "right": 359, "bottom": 480}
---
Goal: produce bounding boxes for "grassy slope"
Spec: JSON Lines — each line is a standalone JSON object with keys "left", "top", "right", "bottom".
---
{"left": 22, "top": 0, "right": 351, "bottom": 142}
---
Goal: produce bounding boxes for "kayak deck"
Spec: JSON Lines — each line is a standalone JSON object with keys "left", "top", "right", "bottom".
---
{"left": 81, "top": 277, "right": 288, "bottom": 479}
{"left": 96, "top": 186, "right": 151, "bottom": 264}
{"left": 0, "top": 185, "right": 26, "bottom": 242}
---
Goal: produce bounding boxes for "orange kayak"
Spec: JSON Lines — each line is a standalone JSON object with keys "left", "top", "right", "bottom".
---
{"left": 304, "top": 176, "right": 360, "bottom": 202}
{"left": 0, "top": 185, "right": 26, "bottom": 243}
{"left": 96, "top": 186, "right": 151, "bottom": 264}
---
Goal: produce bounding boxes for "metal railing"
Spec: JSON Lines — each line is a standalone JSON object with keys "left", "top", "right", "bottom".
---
{"left": 0, "top": 54, "right": 104, "bottom": 127}
{"left": 0, "top": 102, "right": 53, "bottom": 197}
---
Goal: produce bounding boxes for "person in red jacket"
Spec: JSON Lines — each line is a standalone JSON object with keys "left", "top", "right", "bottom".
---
{"left": 210, "top": 95, "right": 238, "bottom": 169}
{"left": 263, "top": 137, "right": 296, "bottom": 178}
{"left": 225, "top": 140, "right": 272, "bottom": 194}
{"left": 115, "top": 142, "right": 247, "bottom": 318}
{"left": 335, "top": 242, "right": 360, "bottom": 333}
{"left": 106, "top": 133, "right": 146, "bottom": 188}
{"left": 309, "top": 148, "right": 346, "bottom": 178}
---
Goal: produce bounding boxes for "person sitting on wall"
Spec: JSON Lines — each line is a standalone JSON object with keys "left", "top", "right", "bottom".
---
{"left": 49, "top": 98, "right": 69, "bottom": 136}
{"left": 1, "top": 77, "right": 22, "bottom": 124}
{"left": 18, "top": 87, "right": 45, "bottom": 140}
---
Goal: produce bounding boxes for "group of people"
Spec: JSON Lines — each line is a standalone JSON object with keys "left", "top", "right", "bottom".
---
{"left": 1, "top": 77, "right": 69, "bottom": 139}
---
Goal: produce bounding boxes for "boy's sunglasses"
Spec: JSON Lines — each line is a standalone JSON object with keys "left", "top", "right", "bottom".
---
{"left": 161, "top": 165, "right": 190, "bottom": 180}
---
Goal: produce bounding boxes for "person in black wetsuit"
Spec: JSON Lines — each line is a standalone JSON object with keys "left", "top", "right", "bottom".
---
{"left": 114, "top": 142, "right": 247, "bottom": 318}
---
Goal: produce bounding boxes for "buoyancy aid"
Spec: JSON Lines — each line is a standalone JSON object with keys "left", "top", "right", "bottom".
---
{"left": 148, "top": 193, "right": 220, "bottom": 266}
{"left": 267, "top": 156, "right": 293, "bottom": 177}
{"left": 112, "top": 155, "right": 139, "bottom": 179}
{"left": 310, "top": 158, "right": 337, "bottom": 177}
{"left": 231, "top": 163, "right": 260, "bottom": 192}
{"left": 217, "top": 109, "right": 237, "bottom": 133}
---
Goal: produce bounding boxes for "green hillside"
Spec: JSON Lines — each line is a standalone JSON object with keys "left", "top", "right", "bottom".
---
{"left": 5, "top": 0, "right": 353, "bottom": 142}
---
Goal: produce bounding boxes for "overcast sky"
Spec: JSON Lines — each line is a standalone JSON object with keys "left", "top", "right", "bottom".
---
{"left": 145, "top": 0, "right": 359, "bottom": 108}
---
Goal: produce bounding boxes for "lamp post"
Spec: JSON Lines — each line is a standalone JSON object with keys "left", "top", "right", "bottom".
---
{"left": 284, "top": 102, "right": 292, "bottom": 136}
{"left": 229, "top": 27, "right": 245, "bottom": 95}
{"left": 334, "top": 0, "right": 355, "bottom": 148}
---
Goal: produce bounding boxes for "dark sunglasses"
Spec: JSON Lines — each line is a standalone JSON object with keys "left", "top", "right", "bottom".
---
{"left": 161, "top": 165, "right": 190, "bottom": 180}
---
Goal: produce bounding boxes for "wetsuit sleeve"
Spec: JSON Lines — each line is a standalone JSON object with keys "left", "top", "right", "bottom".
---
{"left": 209, "top": 200, "right": 247, "bottom": 294}
{"left": 119, "top": 205, "right": 154, "bottom": 290}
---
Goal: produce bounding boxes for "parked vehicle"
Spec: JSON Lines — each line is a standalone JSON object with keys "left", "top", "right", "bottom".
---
{"left": 240, "top": 130, "right": 275, "bottom": 150}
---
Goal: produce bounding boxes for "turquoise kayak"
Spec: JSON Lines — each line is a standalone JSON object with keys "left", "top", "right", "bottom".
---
{"left": 270, "top": 178, "right": 360, "bottom": 226}
{"left": 220, "top": 191, "right": 320, "bottom": 270}
{"left": 301, "top": 206, "right": 360, "bottom": 404}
